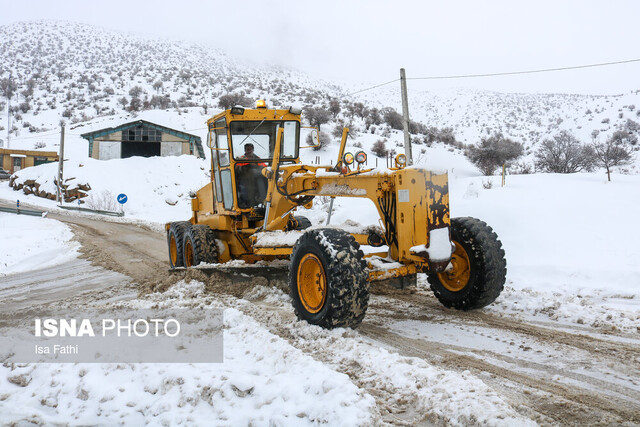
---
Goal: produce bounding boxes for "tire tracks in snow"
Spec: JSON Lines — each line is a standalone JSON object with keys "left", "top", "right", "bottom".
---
{"left": 364, "top": 290, "right": 640, "bottom": 425}
{"left": 212, "top": 289, "right": 531, "bottom": 426}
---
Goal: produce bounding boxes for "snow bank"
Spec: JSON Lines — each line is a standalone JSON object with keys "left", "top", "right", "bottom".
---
{"left": 1, "top": 155, "right": 210, "bottom": 225}
{"left": 0, "top": 213, "right": 79, "bottom": 275}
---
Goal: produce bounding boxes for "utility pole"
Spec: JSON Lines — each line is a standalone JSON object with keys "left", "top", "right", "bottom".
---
{"left": 56, "top": 124, "right": 65, "bottom": 204}
{"left": 400, "top": 68, "right": 413, "bottom": 165}
{"left": 6, "top": 94, "right": 10, "bottom": 149}
{"left": 6, "top": 73, "right": 11, "bottom": 149}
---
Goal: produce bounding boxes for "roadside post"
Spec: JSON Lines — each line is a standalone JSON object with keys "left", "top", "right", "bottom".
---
{"left": 117, "top": 193, "right": 127, "bottom": 215}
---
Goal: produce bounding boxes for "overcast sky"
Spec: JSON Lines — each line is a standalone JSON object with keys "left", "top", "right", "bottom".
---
{"left": 3, "top": 0, "right": 640, "bottom": 95}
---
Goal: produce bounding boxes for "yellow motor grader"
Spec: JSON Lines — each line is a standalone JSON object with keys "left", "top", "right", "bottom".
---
{"left": 166, "top": 101, "right": 506, "bottom": 329}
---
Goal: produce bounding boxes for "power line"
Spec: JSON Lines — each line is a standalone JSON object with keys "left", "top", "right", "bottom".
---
{"left": 3, "top": 130, "right": 61, "bottom": 141}
{"left": 408, "top": 58, "right": 640, "bottom": 81}
{"left": 338, "top": 57, "right": 640, "bottom": 98}
{"left": 341, "top": 78, "right": 400, "bottom": 98}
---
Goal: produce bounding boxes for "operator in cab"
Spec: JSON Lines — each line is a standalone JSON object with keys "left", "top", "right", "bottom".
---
{"left": 235, "top": 143, "right": 267, "bottom": 208}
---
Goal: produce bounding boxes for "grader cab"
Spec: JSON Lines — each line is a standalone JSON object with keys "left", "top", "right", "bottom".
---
{"left": 166, "top": 101, "right": 506, "bottom": 329}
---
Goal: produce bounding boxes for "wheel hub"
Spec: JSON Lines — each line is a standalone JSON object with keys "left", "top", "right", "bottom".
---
{"left": 169, "top": 235, "right": 178, "bottom": 265}
{"left": 437, "top": 241, "right": 471, "bottom": 292}
{"left": 297, "top": 253, "right": 327, "bottom": 314}
{"left": 184, "top": 239, "right": 194, "bottom": 267}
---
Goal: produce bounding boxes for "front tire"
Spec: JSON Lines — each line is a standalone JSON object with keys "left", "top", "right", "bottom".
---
{"left": 427, "top": 217, "right": 506, "bottom": 310}
{"left": 289, "top": 229, "right": 368, "bottom": 329}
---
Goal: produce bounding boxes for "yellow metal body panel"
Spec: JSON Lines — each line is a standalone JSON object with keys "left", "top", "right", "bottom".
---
{"left": 264, "top": 164, "right": 450, "bottom": 269}
{"left": 253, "top": 247, "right": 294, "bottom": 256}
{"left": 168, "top": 106, "right": 452, "bottom": 275}
{"left": 367, "top": 263, "right": 418, "bottom": 282}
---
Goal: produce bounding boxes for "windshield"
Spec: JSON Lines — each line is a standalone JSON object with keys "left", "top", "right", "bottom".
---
{"left": 230, "top": 120, "right": 298, "bottom": 160}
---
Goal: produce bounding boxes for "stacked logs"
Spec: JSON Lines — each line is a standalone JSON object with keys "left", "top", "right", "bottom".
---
{"left": 9, "top": 176, "right": 91, "bottom": 203}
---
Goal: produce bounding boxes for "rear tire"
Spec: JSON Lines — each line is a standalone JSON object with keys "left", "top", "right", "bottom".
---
{"left": 289, "top": 229, "right": 368, "bottom": 329}
{"left": 427, "top": 217, "right": 506, "bottom": 310}
{"left": 182, "top": 224, "right": 218, "bottom": 267}
{"left": 167, "top": 221, "right": 191, "bottom": 268}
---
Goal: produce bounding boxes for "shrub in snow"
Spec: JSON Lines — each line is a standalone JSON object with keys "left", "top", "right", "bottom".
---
{"left": 85, "top": 190, "right": 120, "bottom": 211}
{"left": 466, "top": 133, "right": 523, "bottom": 175}
{"left": 306, "top": 131, "right": 330, "bottom": 151}
{"left": 509, "top": 161, "right": 534, "bottom": 175}
{"left": 371, "top": 139, "right": 388, "bottom": 157}
{"left": 535, "top": 131, "right": 594, "bottom": 174}
{"left": 328, "top": 98, "right": 341, "bottom": 118}
{"left": 591, "top": 137, "right": 633, "bottom": 181}
{"left": 332, "top": 123, "right": 345, "bottom": 139}
{"left": 611, "top": 128, "right": 638, "bottom": 146}
{"left": 218, "top": 92, "right": 253, "bottom": 110}
{"left": 381, "top": 107, "right": 403, "bottom": 130}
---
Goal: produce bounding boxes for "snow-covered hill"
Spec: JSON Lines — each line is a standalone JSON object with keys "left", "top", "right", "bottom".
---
{"left": 1, "top": 20, "right": 639, "bottom": 162}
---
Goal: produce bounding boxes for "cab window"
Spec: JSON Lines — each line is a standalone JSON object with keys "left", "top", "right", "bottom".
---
{"left": 230, "top": 120, "right": 298, "bottom": 160}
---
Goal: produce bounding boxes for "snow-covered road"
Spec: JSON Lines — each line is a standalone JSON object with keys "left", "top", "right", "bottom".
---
{"left": 1, "top": 208, "right": 639, "bottom": 425}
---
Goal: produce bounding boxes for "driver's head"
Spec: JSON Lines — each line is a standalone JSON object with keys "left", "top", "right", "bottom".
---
{"left": 244, "top": 143, "right": 254, "bottom": 155}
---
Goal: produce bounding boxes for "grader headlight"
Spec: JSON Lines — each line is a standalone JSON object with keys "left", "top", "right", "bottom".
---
{"left": 343, "top": 152, "right": 354, "bottom": 165}
{"left": 395, "top": 153, "right": 407, "bottom": 168}
{"left": 355, "top": 151, "right": 367, "bottom": 165}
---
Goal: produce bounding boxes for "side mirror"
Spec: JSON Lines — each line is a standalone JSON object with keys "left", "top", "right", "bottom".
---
{"left": 309, "top": 129, "right": 320, "bottom": 148}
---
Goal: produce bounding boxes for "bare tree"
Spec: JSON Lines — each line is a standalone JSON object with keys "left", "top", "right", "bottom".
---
{"left": 152, "top": 80, "right": 163, "bottom": 93}
{"left": 0, "top": 77, "right": 17, "bottom": 101}
{"left": 610, "top": 129, "right": 638, "bottom": 146}
{"left": 304, "top": 107, "right": 331, "bottom": 132}
{"left": 535, "top": 131, "right": 594, "bottom": 173}
{"left": 466, "top": 133, "right": 523, "bottom": 175}
{"left": 1, "top": 77, "right": 17, "bottom": 146}
{"left": 218, "top": 92, "right": 253, "bottom": 110}
{"left": 371, "top": 139, "right": 388, "bottom": 157}
{"left": 591, "top": 137, "right": 633, "bottom": 181}
{"left": 129, "top": 86, "right": 145, "bottom": 98}
{"left": 128, "top": 97, "right": 142, "bottom": 112}
{"left": 381, "top": 107, "right": 403, "bottom": 130}
{"left": 328, "top": 99, "right": 341, "bottom": 118}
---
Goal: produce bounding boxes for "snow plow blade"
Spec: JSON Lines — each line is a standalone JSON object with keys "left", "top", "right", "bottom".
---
{"left": 169, "top": 264, "right": 289, "bottom": 289}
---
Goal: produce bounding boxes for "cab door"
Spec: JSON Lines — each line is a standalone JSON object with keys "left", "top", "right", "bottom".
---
{"left": 210, "top": 118, "right": 234, "bottom": 211}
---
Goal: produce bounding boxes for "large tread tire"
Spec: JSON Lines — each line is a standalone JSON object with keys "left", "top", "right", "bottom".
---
{"left": 287, "top": 215, "right": 312, "bottom": 231}
{"left": 427, "top": 217, "right": 506, "bottom": 310}
{"left": 289, "top": 228, "right": 368, "bottom": 329}
{"left": 167, "top": 221, "right": 191, "bottom": 268}
{"left": 182, "top": 224, "right": 219, "bottom": 267}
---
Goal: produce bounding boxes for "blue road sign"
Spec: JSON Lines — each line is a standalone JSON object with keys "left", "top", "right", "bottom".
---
{"left": 117, "top": 193, "right": 128, "bottom": 204}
